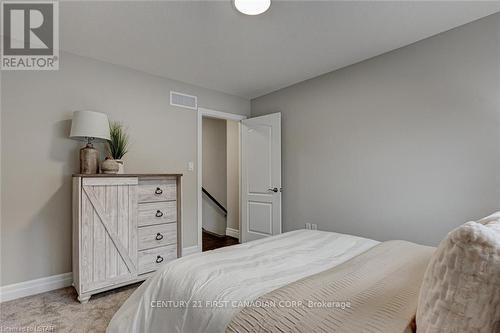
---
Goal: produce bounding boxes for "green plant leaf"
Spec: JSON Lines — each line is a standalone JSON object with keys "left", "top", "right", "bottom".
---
{"left": 106, "top": 121, "right": 129, "bottom": 160}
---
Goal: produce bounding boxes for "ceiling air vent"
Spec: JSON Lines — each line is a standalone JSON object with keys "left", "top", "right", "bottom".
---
{"left": 170, "top": 91, "right": 198, "bottom": 110}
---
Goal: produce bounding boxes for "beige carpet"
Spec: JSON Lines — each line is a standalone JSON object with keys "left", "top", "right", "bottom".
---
{"left": 0, "top": 283, "right": 139, "bottom": 333}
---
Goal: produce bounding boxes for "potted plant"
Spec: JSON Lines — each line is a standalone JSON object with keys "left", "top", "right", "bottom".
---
{"left": 106, "top": 121, "right": 129, "bottom": 174}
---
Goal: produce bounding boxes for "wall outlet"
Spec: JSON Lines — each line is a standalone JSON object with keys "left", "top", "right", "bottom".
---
{"left": 311, "top": 224, "right": 318, "bottom": 230}
{"left": 305, "top": 223, "right": 311, "bottom": 230}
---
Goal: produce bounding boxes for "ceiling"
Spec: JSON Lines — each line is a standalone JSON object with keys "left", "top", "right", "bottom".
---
{"left": 60, "top": 1, "right": 500, "bottom": 99}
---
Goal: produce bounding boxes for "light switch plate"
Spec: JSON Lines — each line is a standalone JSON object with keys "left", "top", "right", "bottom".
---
{"left": 187, "top": 161, "right": 194, "bottom": 171}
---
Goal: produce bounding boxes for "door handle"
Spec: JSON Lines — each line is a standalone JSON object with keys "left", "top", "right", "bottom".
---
{"left": 268, "top": 187, "right": 279, "bottom": 193}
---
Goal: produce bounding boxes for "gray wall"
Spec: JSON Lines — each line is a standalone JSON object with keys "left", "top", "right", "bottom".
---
{"left": 202, "top": 117, "right": 227, "bottom": 206}
{"left": 201, "top": 118, "right": 240, "bottom": 234}
{"left": 251, "top": 13, "right": 500, "bottom": 246}
{"left": 1, "top": 52, "right": 249, "bottom": 286}
{"left": 202, "top": 117, "right": 228, "bottom": 235}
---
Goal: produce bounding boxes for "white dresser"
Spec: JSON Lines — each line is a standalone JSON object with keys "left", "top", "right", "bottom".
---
{"left": 72, "top": 174, "right": 182, "bottom": 303}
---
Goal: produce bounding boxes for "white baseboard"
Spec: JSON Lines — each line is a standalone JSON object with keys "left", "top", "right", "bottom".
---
{"left": 0, "top": 272, "right": 73, "bottom": 303}
{"left": 1, "top": 247, "right": 203, "bottom": 302}
{"left": 226, "top": 227, "right": 240, "bottom": 239}
{"left": 182, "top": 245, "right": 201, "bottom": 256}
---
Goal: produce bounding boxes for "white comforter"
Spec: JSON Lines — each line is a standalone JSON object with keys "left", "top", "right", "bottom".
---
{"left": 107, "top": 230, "right": 379, "bottom": 333}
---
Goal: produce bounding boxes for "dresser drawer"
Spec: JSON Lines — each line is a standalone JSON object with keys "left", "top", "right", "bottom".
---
{"left": 138, "top": 179, "right": 176, "bottom": 203}
{"left": 138, "top": 223, "right": 177, "bottom": 250}
{"left": 138, "top": 201, "right": 176, "bottom": 227}
{"left": 138, "top": 244, "right": 177, "bottom": 274}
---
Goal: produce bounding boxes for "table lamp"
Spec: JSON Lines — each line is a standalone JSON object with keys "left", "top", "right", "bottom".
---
{"left": 70, "top": 110, "right": 110, "bottom": 174}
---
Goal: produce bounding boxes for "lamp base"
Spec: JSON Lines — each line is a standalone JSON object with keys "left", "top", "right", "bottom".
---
{"left": 80, "top": 143, "right": 99, "bottom": 174}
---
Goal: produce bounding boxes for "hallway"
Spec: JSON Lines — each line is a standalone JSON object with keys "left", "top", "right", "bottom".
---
{"left": 202, "top": 231, "right": 239, "bottom": 252}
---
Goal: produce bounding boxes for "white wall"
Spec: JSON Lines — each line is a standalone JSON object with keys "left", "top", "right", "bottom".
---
{"left": 0, "top": 52, "right": 250, "bottom": 286}
{"left": 202, "top": 195, "right": 227, "bottom": 236}
{"left": 226, "top": 120, "right": 240, "bottom": 233}
{"left": 251, "top": 13, "right": 500, "bottom": 246}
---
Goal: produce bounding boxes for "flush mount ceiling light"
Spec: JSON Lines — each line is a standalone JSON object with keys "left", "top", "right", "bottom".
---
{"left": 234, "top": 0, "right": 271, "bottom": 15}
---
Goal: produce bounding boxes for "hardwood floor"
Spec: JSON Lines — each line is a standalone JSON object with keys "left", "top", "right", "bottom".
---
{"left": 202, "top": 231, "right": 239, "bottom": 251}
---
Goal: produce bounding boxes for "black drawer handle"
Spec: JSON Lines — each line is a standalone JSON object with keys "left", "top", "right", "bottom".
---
{"left": 155, "top": 187, "right": 163, "bottom": 195}
{"left": 155, "top": 233, "right": 163, "bottom": 241}
{"left": 156, "top": 255, "right": 164, "bottom": 263}
{"left": 155, "top": 210, "right": 163, "bottom": 218}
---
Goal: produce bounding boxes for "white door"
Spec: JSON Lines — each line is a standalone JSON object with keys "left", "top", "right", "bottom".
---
{"left": 241, "top": 112, "right": 281, "bottom": 242}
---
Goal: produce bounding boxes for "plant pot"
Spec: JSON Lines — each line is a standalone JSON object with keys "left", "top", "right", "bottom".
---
{"left": 101, "top": 158, "right": 119, "bottom": 174}
{"left": 116, "top": 159, "right": 125, "bottom": 174}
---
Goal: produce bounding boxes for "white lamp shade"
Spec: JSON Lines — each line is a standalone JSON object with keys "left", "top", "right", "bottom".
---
{"left": 70, "top": 110, "right": 110, "bottom": 141}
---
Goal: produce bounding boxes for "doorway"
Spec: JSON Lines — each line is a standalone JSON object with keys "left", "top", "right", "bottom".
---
{"left": 197, "top": 108, "right": 246, "bottom": 252}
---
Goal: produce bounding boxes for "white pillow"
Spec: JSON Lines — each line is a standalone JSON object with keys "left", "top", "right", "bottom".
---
{"left": 416, "top": 220, "right": 500, "bottom": 333}
{"left": 476, "top": 211, "right": 500, "bottom": 225}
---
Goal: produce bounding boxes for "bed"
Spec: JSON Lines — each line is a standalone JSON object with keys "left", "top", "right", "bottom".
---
{"left": 107, "top": 230, "right": 434, "bottom": 333}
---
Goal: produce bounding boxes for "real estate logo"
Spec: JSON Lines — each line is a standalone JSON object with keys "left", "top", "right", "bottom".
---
{"left": 1, "top": 0, "right": 59, "bottom": 70}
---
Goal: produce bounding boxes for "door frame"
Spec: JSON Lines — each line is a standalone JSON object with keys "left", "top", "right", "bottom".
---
{"left": 197, "top": 107, "right": 247, "bottom": 252}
